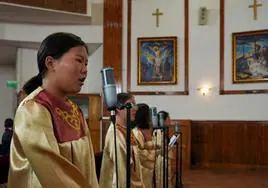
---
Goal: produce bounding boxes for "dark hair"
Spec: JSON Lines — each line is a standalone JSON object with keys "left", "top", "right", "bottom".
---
{"left": 4, "top": 118, "right": 13, "bottom": 128}
{"left": 22, "top": 75, "right": 42, "bottom": 95}
{"left": 135, "top": 103, "right": 150, "bottom": 129}
{"left": 116, "top": 92, "right": 133, "bottom": 108}
{"left": 158, "top": 110, "right": 169, "bottom": 125}
{"left": 25, "top": 32, "right": 88, "bottom": 92}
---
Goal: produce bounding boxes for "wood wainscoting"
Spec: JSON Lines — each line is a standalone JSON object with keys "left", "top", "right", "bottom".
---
{"left": 171, "top": 120, "right": 192, "bottom": 171}
{"left": 191, "top": 120, "right": 268, "bottom": 168}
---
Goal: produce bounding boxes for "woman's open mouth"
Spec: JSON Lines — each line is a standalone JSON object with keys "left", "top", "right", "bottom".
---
{"left": 79, "top": 77, "right": 86, "bottom": 85}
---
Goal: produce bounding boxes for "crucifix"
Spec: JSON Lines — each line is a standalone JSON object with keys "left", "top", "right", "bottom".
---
{"left": 152, "top": 8, "right": 163, "bottom": 27}
{"left": 248, "top": 0, "right": 262, "bottom": 20}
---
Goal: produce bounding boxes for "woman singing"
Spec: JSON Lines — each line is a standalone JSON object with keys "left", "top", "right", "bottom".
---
{"left": 8, "top": 32, "right": 99, "bottom": 188}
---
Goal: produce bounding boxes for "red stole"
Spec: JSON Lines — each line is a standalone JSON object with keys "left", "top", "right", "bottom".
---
{"left": 35, "top": 90, "right": 86, "bottom": 143}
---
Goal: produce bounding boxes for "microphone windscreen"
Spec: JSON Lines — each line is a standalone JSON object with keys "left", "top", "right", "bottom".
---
{"left": 100, "top": 68, "right": 117, "bottom": 110}
{"left": 175, "top": 122, "right": 180, "bottom": 134}
{"left": 150, "top": 107, "right": 158, "bottom": 129}
{"left": 158, "top": 112, "right": 165, "bottom": 128}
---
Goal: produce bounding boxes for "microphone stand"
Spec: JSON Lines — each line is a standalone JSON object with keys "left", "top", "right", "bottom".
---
{"left": 163, "top": 126, "right": 169, "bottom": 188}
{"left": 117, "top": 102, "right": 133, "bottom": 188}
{"left": 175, "top": 132, "right": 183, "bottom": 188}
{"left": 126, "top": 104, "right": 132, "bottom": 188}
{"left": 163, "top": 128, "right": 166, "bottom": 188}
{"left": 179, "top": 132, "right": 183, "bottom": 188}
{"left": 175, "top": 131, "right": 179, "bottom": 188}
{"left": 107, "top": 108, "right": 119, "bottom": 188}
{"left": 154, "top": 126, "right": 168, "bottom": 188}
{"left": 111, "top": 111, "right": 119, "bottom": 188}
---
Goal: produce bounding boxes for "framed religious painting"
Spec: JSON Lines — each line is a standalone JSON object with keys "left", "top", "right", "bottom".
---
{"left": 232, "top": 29, "right": 268, "bottom": 83}
{"left": 137, "top": 36, "right": 178, "bottom": 85}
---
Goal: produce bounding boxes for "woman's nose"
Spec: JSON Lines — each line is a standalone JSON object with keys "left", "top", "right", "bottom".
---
{"left": 81, "top": 63, "right": 88, "bottom": 74}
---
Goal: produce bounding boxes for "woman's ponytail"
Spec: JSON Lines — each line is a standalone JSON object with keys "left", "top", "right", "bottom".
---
{"left": 22, "top": 74, "right": 42, "bottom": 95}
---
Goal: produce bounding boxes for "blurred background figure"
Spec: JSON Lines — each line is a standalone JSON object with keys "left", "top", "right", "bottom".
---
{"left": 0, "top": 118, "right": 13, "bottom": 187}
{"left": 0, "top": 118, "right": 13, "bottom": 156}
{"left": 132, "top": 103, "right": 158, "bottom": 188}
{"left": 154, "top": 110, "right": 175, "bottom": 188}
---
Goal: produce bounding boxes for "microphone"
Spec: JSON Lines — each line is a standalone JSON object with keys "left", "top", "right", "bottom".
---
{"left": 158, "top": 112, "right": 165, "bottom": 128}
{"left": 100, "top": 68, "right": 117, "bottom": 124}
{"left": 116, "top": 102, "right": 136, "bottom": 110}
{"left": 150, "top": 107, "right": 158, "bottom": 129}
{"left": 169, "top": 123, "right": 180, "bottom": 146}
{"left": 175, "top": 122, "right": 180, "bottom": 135}
{"left": 100, "top": 68, "right": 117, "bottom": 111}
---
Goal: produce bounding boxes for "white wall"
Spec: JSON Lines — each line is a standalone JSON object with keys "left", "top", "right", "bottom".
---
{"left": 80, "top": 45, "right": 103, "bottom": 93}
{"left": 0, "top": 65, "right": 16, "bottom": 136}
{"left": 16, "top": 48, "right": 38, "bottom": 92}
{"left": 123, "top": 0, "right": 268, "bottom": 120}
{"left": 16, "top": 47, "right": 103, "bottom": 94}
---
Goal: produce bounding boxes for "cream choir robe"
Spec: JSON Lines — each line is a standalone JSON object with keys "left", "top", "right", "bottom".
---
{"left": 154, "top": 129, "right": 176, "bottom": 188}
{"left": 132, "top": 128, "right": 158, "bottom": 188}
{"left": 8, "top": 87, "right": 99, "bottom": 188}
{"left": 99, "top": 123, "right": 143, "bottom": 188}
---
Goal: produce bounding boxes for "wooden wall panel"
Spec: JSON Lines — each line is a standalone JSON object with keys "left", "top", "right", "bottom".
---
{"left": 171, "top": 120, "right": 191, "bottom": 171}
{"left": 75, "top": 0, "right": 87, "bottom": 14}
{"left": 1, "top": 0, "right": 46, "bottom": 7}
{"left": 1, "top": 0, "right": 87, "bottom": 13}
{"left": 103, "top": 0, "right": 123, "bottom": 83}
{"left": 88, "top": 95, "right": 102, "bottom": 153}
{"left": 102, "top": 0, "right": 123, "bottom": 119}
{"left": 191, "top": 121, "right": 268, "bottom": 168}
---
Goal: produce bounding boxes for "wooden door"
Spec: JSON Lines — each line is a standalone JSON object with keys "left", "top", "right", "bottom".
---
{"left": 88, "top": 94, "right": 102, "bottom": 153}
{"left": 69, "top": 94, "right": 102, "bottom": 153}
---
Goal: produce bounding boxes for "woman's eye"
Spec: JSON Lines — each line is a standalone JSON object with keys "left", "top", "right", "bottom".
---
{"left": 76, "top": 59, "right": 83, "bottom": 63}
{"left": 76, "top": 58, "right": 88, "bottom": 67}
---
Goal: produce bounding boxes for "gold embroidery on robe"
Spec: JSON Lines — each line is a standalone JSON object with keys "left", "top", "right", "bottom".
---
{"left": 34, "top": 89, "right": 86, "bottom": 142}
{"left": 55, "top": 99, "right": 81, "bottom": 133}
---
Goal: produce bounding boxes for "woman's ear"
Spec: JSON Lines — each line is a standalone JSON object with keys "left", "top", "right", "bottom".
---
{"left": 45, "top": 56, "right": 56, "bottom": 72}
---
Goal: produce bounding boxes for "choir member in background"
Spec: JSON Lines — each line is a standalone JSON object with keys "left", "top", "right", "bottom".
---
{"left": 132, "top": 103, "right": 159, "bottom": 188}
{"left": 0, "top": 118, "right": 14, "bottom": 156}
{"left": 154, "top": 111, "right": 176, "bottom": 188}
{"left": 8, "top": 32, "right": 99, "bottom": 188}
{"left": 100, "top": 92, "right": 143, "bottom": 188}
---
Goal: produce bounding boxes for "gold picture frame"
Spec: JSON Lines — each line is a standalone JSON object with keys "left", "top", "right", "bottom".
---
{"left": 137, "top": 36, "right": 178, "bottom": 85}
{"left": 232, "top": 29, "right": 268, "bottom": 84}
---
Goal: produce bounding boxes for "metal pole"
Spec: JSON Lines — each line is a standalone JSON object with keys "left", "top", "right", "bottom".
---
{"left": 126, "top": 107, "right": 131, "bottom": 188}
